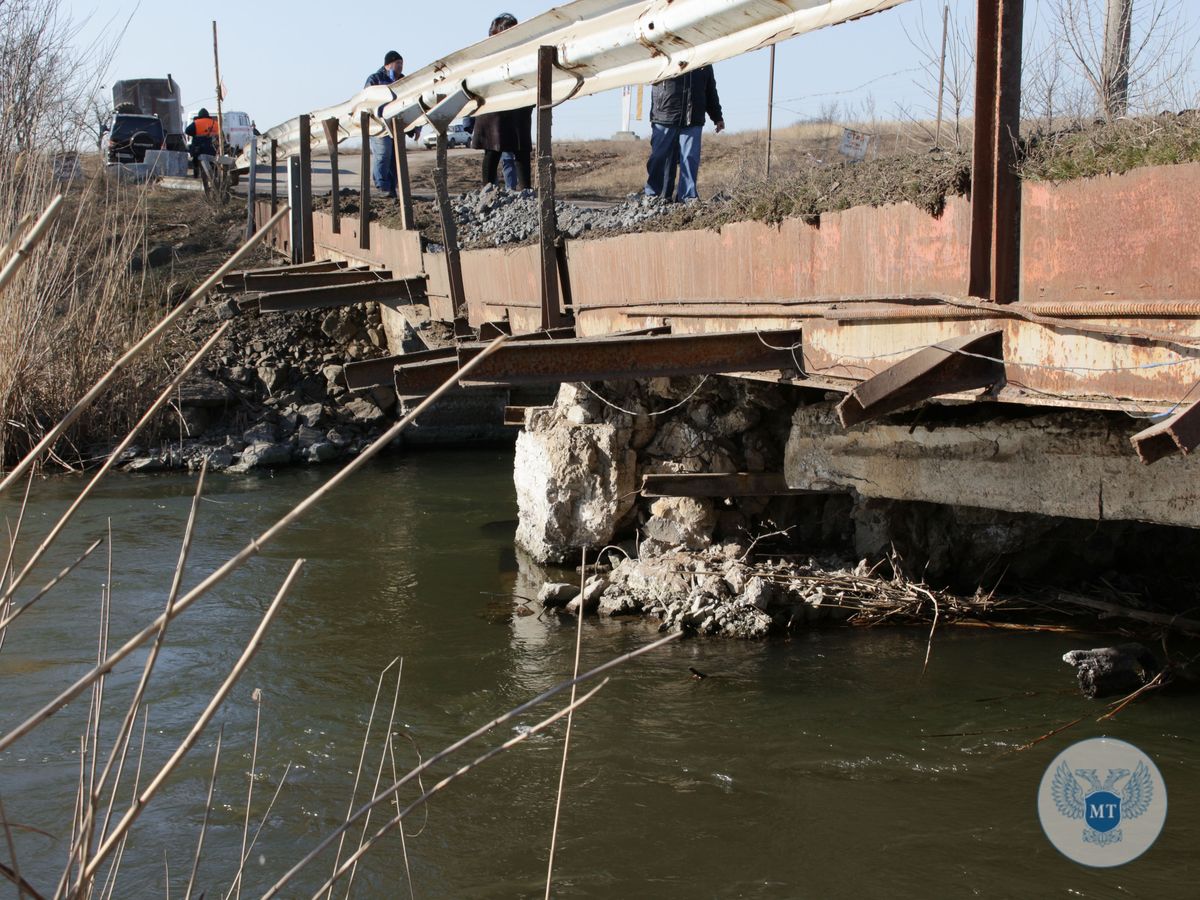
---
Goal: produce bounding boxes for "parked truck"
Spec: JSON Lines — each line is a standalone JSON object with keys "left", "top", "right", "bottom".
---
{"left": 111, "top": 76, "right": 185, "bottom": 151}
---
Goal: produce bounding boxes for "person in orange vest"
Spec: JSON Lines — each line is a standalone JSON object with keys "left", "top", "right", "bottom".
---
{"left": 185, "top": 108, "right": 219, "bottom": 178}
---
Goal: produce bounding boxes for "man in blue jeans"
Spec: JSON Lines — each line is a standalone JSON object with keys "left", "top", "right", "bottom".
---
{"left": 644, "top": 65, "right": 724, "bottom": 202}
{"left": 364, "top": 50, "right": 405, "bottom": 198}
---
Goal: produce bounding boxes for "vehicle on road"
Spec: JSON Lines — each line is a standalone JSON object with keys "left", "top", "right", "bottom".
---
{"left": 222, "top": 111, "right": 254, "bottom": 155}
{"left": 102, "top": 113, "right": 166, "bottom": 164}
{"left": 422, "top": 123, "right": 471, "bottom": 149}
{"left": 112, "top": 76, "right": 184, "bottom": 151}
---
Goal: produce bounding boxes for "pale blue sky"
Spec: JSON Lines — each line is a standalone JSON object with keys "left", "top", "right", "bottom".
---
{"left": 70, "top": 0, "right": 1198, "bottom": 139}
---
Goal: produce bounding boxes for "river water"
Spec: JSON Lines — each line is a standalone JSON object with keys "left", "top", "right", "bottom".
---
{"left": 0, "top": 449, "right": 1196, "bottom": 898}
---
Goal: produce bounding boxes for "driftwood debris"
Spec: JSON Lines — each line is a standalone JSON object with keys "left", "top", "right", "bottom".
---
{"left": 1062, "top": 643, "right": 1160, "bottom": 699}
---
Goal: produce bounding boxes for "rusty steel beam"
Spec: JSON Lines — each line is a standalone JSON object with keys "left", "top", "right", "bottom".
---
{"left": 969, "top": 0, "right": 1023, "bottom": 303}
{"left": 455, "top": 329, "right": 804, "bottom": 387}
{"left": 219, "top": 259, "right": 348, "bottom": 292}
{"left": 270, "top": 138, "right": 278, "bottom": 215}
{"left": 836, "top": 330, "right": 1005, "bottom": 428}
{"left": 359, "top": 111, "right": 371, "bottom": 251}
{"left": 479, "top": 321, "right": 513, "bottom": 340}
{"left": 390, "top": 119, "right": 415, "bottom": 230}
{"left": 433, "top": 132, "right": 467, "bottom": 318}
{"left": 504, "top": 406, "right": 533, "bottom": 426}
{"left": 640, "top": 472, "right": 832, "bottom": 498}
{"left": 297, "top": 114, "right": 315, "bottom": 263}
{"left": 322, "top": 117, "right": 341, "bottom": 234}
{"left": 258, "top": 276, "right": 426, "bottom": 313}
{"left": 344, "top": 346, "right": 459, "bottom": 392}
{"left": 394, "top": 358, "right": 460, "bottom": 396}
{"left": 1131, "top": 399, "right": 1200, "bottom": 465}
{"left": 244, "top": 268, "right": 385, "bottom": 293}
{"left": 536, "top": 45, "right": 566, "bottom": 330}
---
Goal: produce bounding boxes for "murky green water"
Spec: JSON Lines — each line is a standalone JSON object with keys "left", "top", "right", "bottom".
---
{"left": 1, "top": 450, "right": 1197, "bottom": 898}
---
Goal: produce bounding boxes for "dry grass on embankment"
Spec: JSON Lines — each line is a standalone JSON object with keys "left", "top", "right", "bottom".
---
{"left": 0, "top": 155, "right": 254, "bottom": 471}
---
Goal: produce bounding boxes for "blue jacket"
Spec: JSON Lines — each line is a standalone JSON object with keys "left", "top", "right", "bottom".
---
{"left": 364, "top": 66, "right": 396, "bottom": 89}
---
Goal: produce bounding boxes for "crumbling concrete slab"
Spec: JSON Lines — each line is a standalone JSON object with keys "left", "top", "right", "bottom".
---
{"left": 784, "top": 403, "right": 1200, "bottom": 529}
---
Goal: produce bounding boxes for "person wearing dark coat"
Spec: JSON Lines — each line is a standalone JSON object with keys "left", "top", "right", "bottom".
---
{"left": 364, "top": 50, "right": 405, "bottom": 198}
{"left": 185, "top": 108, "right": 218, "bottom": 178}
{"left": 644, "top": 66, "right": 725, "bottom": 202}
{"left": 469, "top": 13, "right": 532, "bottom": 189}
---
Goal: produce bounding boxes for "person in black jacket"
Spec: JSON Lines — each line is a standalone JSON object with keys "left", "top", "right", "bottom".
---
{"left": 644, "top": 66, "right": 724, "bottom": 202}
{"left": 469, "top": 13, "right": 532, "bottom": 190}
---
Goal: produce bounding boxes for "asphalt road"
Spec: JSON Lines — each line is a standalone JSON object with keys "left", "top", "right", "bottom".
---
{"left": 242, "top": 146, "right": 476, "bottom": 198}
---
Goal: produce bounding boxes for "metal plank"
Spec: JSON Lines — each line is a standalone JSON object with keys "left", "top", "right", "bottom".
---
{"left": 390, "top": 118, "right": 414, "bottom": 230}
{"left": 344, "top": 346, "right": 458, "bottom": 392}
{"left": 322, "top": 117, "right": 341, "bottom": 234}
{"left": 244, "top": 268, "right": 382, "bottom": 292}
{"left": 433, "top": 132, "right": 466, "bottom": 317}
{"left": 536, "top": 45, "right": 566, "bottom": 330}
{"left": 455, "top": 329, "right": 804, "bottom": 387}
{"left": 258, "top": 276, "right": 426, "bottom": 313}
{"left": 1131, "top": 398, "right": 1200, "bottom": 465}
{"left": 359, "top": 111, "right": 371, "bottom": 251}
{"left": 298, "top": 114, "right": 315, "bottom": 263}
{"left": 219, "top": 258, "right": 348, "bottom": 292}
{"left": 270, "top": 138, "right": 278, "bottom": 215}
{"left": 641, "top": 473, "right": 833, "bottom": 498}
{"left": 836, "top": 330, "right": 1005, "bottom": 427}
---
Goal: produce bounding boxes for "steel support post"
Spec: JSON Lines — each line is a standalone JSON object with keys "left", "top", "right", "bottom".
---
{"left": 390, "top": 119, "right": 415, "bottom": 230}
{"left": 536, "top": 45, "right": 566, "bottom": 330}
{"left": 433, "top": 131, "right": 467, "bottom": 320}
{"left": 270, "top": 138, "right": 278, "bottom": 215}
{"left": 359, "top": 111, "right": 371, "bottom": 251}
{"left": 287, "top": 156, "right": 302, "bottom": 264}
{"left": 322, "top": 117, "right": 341, "bottom": 234}
{"left": 297, "top": 114, "right": 315, "bottom": 263}
{"left": 969, "top": 0, "right": 1023, "bottom": 304}
{"left": 245, "top": 133, "right": 257, "bottom": 240}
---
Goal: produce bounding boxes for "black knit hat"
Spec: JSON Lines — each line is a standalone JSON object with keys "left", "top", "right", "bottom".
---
{"left": 384, "top": 50, "right": 401, "bottom": 65}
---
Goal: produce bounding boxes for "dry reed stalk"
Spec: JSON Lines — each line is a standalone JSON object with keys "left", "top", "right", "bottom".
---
{"left": 264, "top": 631, "right": 683, "bottom": 899}
{"left": 0, "top": 205, "right": 287, "bottom": 495}
{"left": 0, "top": 213, "right": 35, "bottom": 265}
{"left": 0, "top": 335, "right": 511, "bottom": 755}
{"left": 312, "top": 680, "right": 611, "bottom": 900}
{"left": 230, "top": 687, "right": 264, "bottom": 900}
{"left": 0, "top": 538, "right": 104, "bottom": 638}
{"left": 344, "top": 660, "right": 405, "bottom": 898}
{"left": 384, "top": 730, "right": 417, "bottom": 900}
{"left": 184, "top": 725, "right": 223, "bottom": 900}
{"left": 225, "top": 762, "right": 294, "bottom": 900}
{"left": 0, "top": 322, "right": 231, "bottom": 612}
{"left": 544, "top": 548, "right": 588, "bottom": 899}
{"left": 0, "top": 471, "right": 35, "bottom": 653}
{"left": 0, "top": 195, "right": 63, "bottom": 296}
{"left": 0, "top": 793, "right": 35, "bottom": 900}
{"left": 79, "top": 559, "right": 306, "bottom": 887}
{"left": 97, "top": 707, "right": 150, "bottom": 900}
{"left": 326, "top": 657, "right": 400, "bottom": 898}
{"left": 93, "top": 464, "right": 209, "bottom": 852}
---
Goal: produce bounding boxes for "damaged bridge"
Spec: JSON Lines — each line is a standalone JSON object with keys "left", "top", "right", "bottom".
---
{"left": 232, "top": 0, "right": 1200, "bottom": 554}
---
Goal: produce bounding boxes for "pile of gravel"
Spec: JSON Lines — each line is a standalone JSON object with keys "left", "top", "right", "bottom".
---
{"left": 436, "top": 184, "right": 704, "bottom": 250}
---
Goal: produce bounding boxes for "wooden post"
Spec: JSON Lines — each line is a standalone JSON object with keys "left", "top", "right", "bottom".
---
{"left": 211, "top": 21, "right": 226, "bottom": 162}
{"left": 968, "top": 0, "right": 1023, "bottom": 304}
{"left": 297, "top": 114, "right": 315, "bottom": 263}
{"left": 269, "top": 138, "right": 278, "bottom": 215}
{"left": 359, "top": 111, "right": 371, "bottom": 251}
{"left": 536, "top": 45, "right": 565, "bottom": 329}
{"left": 322, "top": 117, "right": 341, "bottom": 234}
{"left": 390, "top": 119, "right": 414, "bottom": 230}
{"left": 433, "top": 131, "right": 466, "bottom": 318}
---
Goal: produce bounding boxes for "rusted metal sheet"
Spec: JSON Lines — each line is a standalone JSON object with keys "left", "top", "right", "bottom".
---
{"left": 504, "top": 406, "right": 532, "bottom": 426}
{"left": 1131, "top": 399, "right": 1200, "bottom": 465}
{"left": 565, "top": 199, "right": 973, "bottom": 315}
{"left": 344, "top": 347, "right": 458, "bottom": 392}
{"left": 836, "top": 330, "right": 1005, "bottom": 427}
{"left": 1022, "top": 162, "right": 1200, "bottom": 302}
{"left": 220, "top": 257, "right": 346, "bottom": 291}
{"left": 258, "top": 276, "right": 426, "bottom": 312}
{"left": 311, "top": 211, "right": 424, "bottom": 274}
{"left": 640, "top": 472, "right": 828, "bottom": 498}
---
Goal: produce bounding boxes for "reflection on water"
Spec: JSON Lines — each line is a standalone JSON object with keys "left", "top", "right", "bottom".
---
{"left": 0, "top": 449, "right": 1197, "bottom": 898}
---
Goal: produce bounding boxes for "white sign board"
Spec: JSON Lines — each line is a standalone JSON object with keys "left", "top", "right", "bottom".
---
{"left": 838, "top": 128, "right": 874, "bottom": 162}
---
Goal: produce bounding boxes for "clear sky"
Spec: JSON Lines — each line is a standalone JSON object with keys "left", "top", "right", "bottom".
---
{"left": 69, "top": 0, "right": 1198, "bottom": 140}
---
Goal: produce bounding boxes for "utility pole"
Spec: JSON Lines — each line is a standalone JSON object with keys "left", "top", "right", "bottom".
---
{"left": 1102, "top": 0, "right": 1133, "bottom": 119}
{"left": 934, "top": 2, "right": 949, "bottom": 149}
{"left": 212, "top": 21, "right": 226, "bottom": 161}
{"left": 765, "top": 45, "right": 776, "bottom": 177}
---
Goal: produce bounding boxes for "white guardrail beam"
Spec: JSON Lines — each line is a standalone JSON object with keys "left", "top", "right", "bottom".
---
{"left": 258, "top": 0, "right": 910, "bottom": 162}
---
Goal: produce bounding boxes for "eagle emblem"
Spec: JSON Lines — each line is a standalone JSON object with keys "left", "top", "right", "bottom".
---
{"left": 1052, "top": 760, "right": 1155, "bottom": 847}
